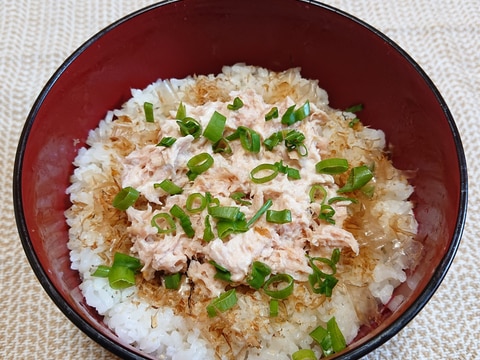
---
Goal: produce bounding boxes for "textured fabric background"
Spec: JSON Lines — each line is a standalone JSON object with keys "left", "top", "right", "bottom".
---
{"left": 1, "top": 1, "right": 478, "bottom": 359}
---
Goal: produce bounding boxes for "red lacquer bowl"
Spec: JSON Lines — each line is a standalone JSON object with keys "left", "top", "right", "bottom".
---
{"left": 13, "top": 0, "right": 467, "bottom": 359}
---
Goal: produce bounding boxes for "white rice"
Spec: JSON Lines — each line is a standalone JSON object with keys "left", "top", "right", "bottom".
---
{"left": 66, "top": 64, "right": 420, "bottom": 359}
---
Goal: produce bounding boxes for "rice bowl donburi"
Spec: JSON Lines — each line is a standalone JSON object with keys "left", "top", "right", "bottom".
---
{"left": 65, "top": 64, "right": 421, "bottom": 359}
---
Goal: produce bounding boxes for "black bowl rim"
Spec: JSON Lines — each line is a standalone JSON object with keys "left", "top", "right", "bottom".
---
{"left": 13, "top": 0, "right": 468, "bottom": 359}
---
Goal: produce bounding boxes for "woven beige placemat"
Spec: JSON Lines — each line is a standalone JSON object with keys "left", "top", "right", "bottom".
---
{"left": 1, "top": 1, "right": 478, "bottom": 359}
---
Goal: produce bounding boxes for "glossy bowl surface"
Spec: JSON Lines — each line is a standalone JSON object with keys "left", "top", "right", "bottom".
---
{"left": 13, "top": 0, "right": 467, "bottom": 359}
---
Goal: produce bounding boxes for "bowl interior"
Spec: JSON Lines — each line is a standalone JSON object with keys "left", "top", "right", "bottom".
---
{"left": 14, "top": 0, "right": 467, "bottom": 358}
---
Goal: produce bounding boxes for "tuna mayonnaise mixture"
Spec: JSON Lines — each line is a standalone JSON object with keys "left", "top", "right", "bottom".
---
{"left": 66, "top": 64, "right": 421, "bottom": 359}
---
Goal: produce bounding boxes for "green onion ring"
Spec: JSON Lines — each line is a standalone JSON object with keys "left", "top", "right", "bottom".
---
{"left": 315, "top": 158, "right": 349, "bottom": 174}
{"left": 309, "top": 184, "right": 327, "bottom": 203}
{"left": 187, "top": 153, "right": 214, "bottom": 176}
{"left": 151, "top": 213, "right": 176, "bottom": 234}
{"left": 185, "top": 193, "right": 207, "bottom": 213}
{"left": 263, "top": 273, "right": 294, "bottom": 299}
{"left": 250, "top": 163, "right": 279, "bottom": 184}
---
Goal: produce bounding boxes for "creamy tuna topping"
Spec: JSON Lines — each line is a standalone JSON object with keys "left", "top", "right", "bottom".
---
{"left": 120, "top": 88, "right": 359, "bottom": 292}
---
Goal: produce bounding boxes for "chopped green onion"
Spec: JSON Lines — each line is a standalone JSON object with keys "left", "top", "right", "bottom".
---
{"left": 175, "top": 102, "right": 187, "bottom": 120}
{"left": 263, "top": 273, "right": 294, "bottom": 299}
{"left": 250, "top": 163, "right": 279, "bottom": 184}
{"left": 112, "top": 252, "right": 142, "bottom": 271}
{"left": 327, "top": 196, "right": 358, "bottom": 204}
{"left": 275, "top": 160, "right": 301, "bottom": 180}
{"left": 157, "top": 137, "right": 177, "bottom": 147}
{"left": 112, "top": 186, "right": 140, "bottom": 210}
{"left": 281, "top": 105, "right": 296, "bottom": 126}
{"left": 284, "top": 130, "right": 306, "bottom": 153}
{"left": 264, "top": 129, "right": 307, "bottom": 156}
{"left": 151, "top": 213, "right": 176, "bottom": 234}
{"left": 205, "top": 192, "right": 220, "bottom": 208}
{"left": 309, "top": 184, "right": 327, "bottom": 203}
{"left": 310, "top": 324, "right": 329, "bottom": 346}
{"left": 108, "top": 265, "right": 137, "bottom": 290}
{"left": 208, "top": 205, "right": 245, "bottom": 222}
{"left": 349, "top": 117, "right": 360, "bottom": 128}
{"left": 319, "top": 204, "right": 336, "bottom": 224}
{"left": 226, "top": 126, "right": 261, "bottom": 153}
{"left": 361, "top": 184, "right": 376, "bottom": 198}
{"left": 203, "top": 215, "right": 215, "bottom": 242}
{"left": 295, "top": 100, "right": 310, "bottom": 121}
{"left": 310, "top": 324, "right": 334, "bottom": 356}
{"left": 186, "top": 153, "right": 214, "bottom": 181}
{"left": 310, "top": 317, "right": 346, "bottom": 356}
{"left": 321, "top": 335, "right": 334, "bottom": 357}
{"left": 292, "top": 349, "right": 316, "bottom": 360}
{"left": 230, "top": 192, "right": 252, "bottom": 206}
{"left": 309, "top": 256, "right": 337, "bottom": 278}
{"left": 209, "top": 260, "right": 232, "bottom": 282}
{"left": 169, "top": 204, "right": 195, "bottom": 238}
{"left": 92, "top": 252, "right": 142, "bottom": 290}
{"left": 240, "top": 128, "right": 261, "bottom": 153}
{"left": 327, "top": 316, "right": 347, "bottom": 353}
{"left": 263, "top": 131, "right": 283, "bottom": 151}
{"left": 212, "top": 138, "right": 232, "bottom": 154}
{"left": 185, "top": 193, "right": 207, "bottom": 213}
{"left": 344, "top": 103, "right": 364, "bottom": 113}
{"left": 266, "top": 209, "right": 292, "bottom": 224}
{"left": 227, "top": 96, "right": 244, "bottom": 110}
{"left": 265, "top": 107, "right": 279, "bottom": 121}
{"left": 309, "top": 272, "right": 338, "bottom": 297}
{"left": 176, "top": 117, "right": 202, "bottom": 139}
{"left": 269, "top": 299, "right": 279, "bottom": 317}
{"left": 92, "top": 265, "right": 110, "bottom": 277}
{"left": 247, "top": 261, "right": 272, "bottom": 289}
{"left": 315, "top": 158, "right": 349, "bottom": 174}
{"left": 281, "top": 100, "right": 310, "bottom": 125}
{"left": 154, "top": 179, "right": 183, "bottom": 195}
{"left": 338, "top": 165, "right": 373, "bottom": 193}
{"left": 247, "top": 199, "right": 273, "bottom": 227}
{"left": 216, "top": 219, "right": 249, "bottom": 239}
{"left": 331, "top": 248, "right": 341, "bottom": 264}
{"left": 307, "top": 250, "right": 340, "bottom": 297}
{"left": 143, "top": 102, "right": 154, "bottom": 122}
{"left": 203, "top": 111, "right": 227, "bottom": 143}
{"left": 164, "top": 272, "right": 182, "bottom": 290}
{"left": 206, "top": 289, "right": 238, "bottom": 317}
